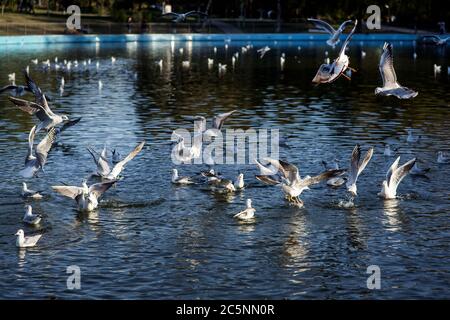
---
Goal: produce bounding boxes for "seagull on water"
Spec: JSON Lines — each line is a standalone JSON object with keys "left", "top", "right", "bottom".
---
{"left": 20, "top": 126, "right": 56, "bottom": 178}
{"left": 378, "top": 157, "right": 416, "bottom": 200}
{"left": 406, "top": 129, "right": 421, "bottom": 143}
{"left": 410, "top": 161, "right": 430, "bottom": 176}
{"left": 15, "top": 229, "right": 42, "bottom": 248}
{"left": 307, "top": 18, "right": 354, "bottom": 48}
{"left": 384, "top": 144, "right": 399, "bottom": 157}
{"left": 87, "top": 141, "right": 145, "bottom": 180}
{"left": 346, "top": 145, "right": 374, "bottom": 197}
{"left": 21, "top": 182, "right": 43, "bottom": 199}
{"left": 312, "top": 20, "right": 358, "bottom": 84}
{"left": 437, "top": 151, "right": 450, "bottom": 164}
{"left": 52, "top": 179, "right": 117, "bottom": 212}
{"left": 171, "top": 168, "right": 195, "bottom": 185}
{"left": 322, "top": 159, "right": 346, "bottom": 187}
{"left": 22, "top": 205, "right": 42, "bottom": 225}
{"left": 234, "top": 199, "right": 255, "bottom": 221}
{"left": 256, "top": 158, "right": 345, "bottom": 207}
{"left": 375, "top": 42, "right": 418, "bottom": 99}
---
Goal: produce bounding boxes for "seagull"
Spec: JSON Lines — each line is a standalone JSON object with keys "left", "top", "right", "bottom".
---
{"left": 171, "top": 168, "right": 195, "bottom": 185}
{"left": 307, "top": 18, "right": 354, "bottom": 48}
{"left": 54, "top": 117, "right": 82, "bottom": 144}
{"left": 375, "top": 42, "right": 418, "bottom": 99}
{"left": 52, "top": 179, "right": 117, "bottom": 212}
{"left": 410, "top": 161, "right": 430, "bottom": 176}
{"left": 234, "top": 173, "right": 245, "bottom": 190}
{"left": 8, "top": 72, "right": 15, "bottom": 84}
{"left": 312, "top": 20, "right": 357, "bottom": 84}
{"left": 88, "top": 141, "right": 145, "bottom": 180}
{"left": 437, "top": 151, "right": 450, "bottom": 164}
{"left": 182, "top": 61, "right": 190, "bottom": 69}
{"left": 207, "top": 58, "right": 214, "bottom": 69}
{"left": 0, "top": 84, "right": 32, "bottom": 97}
{"left": 22, "top": 205, "right": 42, "bottom": 225}
{"left": 20, "top": 126, "right": 56, "bottom": 178}
{"left": 111, "top": 56, "right": 116, "bottom": 64}
{"left": 434, "top": 64, "right": 442, "bottom": 74}
{"left": 255, "top": 158, "right": 279, "bottom": 176}
{"left": 111, "top": 148, "right": 121, "bottom": 164}
{"left": 378, "top": 157, "right": 416, "bottom": 200}
{"left": 162, "top": 11, "right": 208, "bottom": 23}
{"left": 384, "top": 144, "right": 399, "bottom": 156}
{"left": 98, "top": 80, "right": 103, "bottom": 91}
{"left": 171, "top": 132, "right": 200, "bottom": 162}
{"left": 218, "top": 63, "right": 227, "bottom": 74}
{"left": 156, "top": 59, "right": 163, "bottom": 69}
{"left": 322, "top": 159, "right": 346, "bottom": 187}
{"left": 406, "top": 129, "right": 421, "bottom": 143}
{"left": 426, "top": 35, "right": 450, "bottom": 46}
{"left": 346, "top": 145, "right": 374, "bottom": 197}
{"left": 195, "top": 110, "right": 237, "bottom": 138}
{"left": 15, "top": 229, "right": 42, "bottom": 248}
{"left": 257, "top": 46, "right": 271, "bottom": 59}
{"left": 9, "top": 71, "right": 69, "bottom": 133}
{"left": 234, "top": 199, "right": 255, "bottom": 221}
{"left": 361, "top": 50, "right": 367, "bottom": 58}
{"left": 31, "top": 59, "right": 38, "bottom": 65}
{"left": 21, "top": 182, "right": 43, "bottom": 199}
{"left": 256, "top": 158, "right": 345, "bottom": 207}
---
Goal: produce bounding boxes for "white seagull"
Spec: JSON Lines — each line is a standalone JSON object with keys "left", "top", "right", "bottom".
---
{"left": 162, "top": 11, "right": 208, "bottom": 23}
{"left": 171, "top": 168, "right": 195, "bottom": 185}
{"left": 346, "top": 145, "right": 374, "bottom": 197}
{"left": 15, "top": 229, "right": 42, "bottom": 248}
{"left": 437, "top": 151, "right": 450, "bottom": 164}
{"left": 21, "top": 182, "right": 43, "bottom": 199}
{"left": 52, "top": 179, "right": 117, "bottom": 212}
{"left": 312, "top": 20, "right": 358, "bottom": 84}
{"left": 22, "top": 205, "right": 42, "bottom": 225}
{"left": 257, "top": 46, "right": 271, "bottom": 59}
{"left": 375, "top": 42, "right": 418, "bottom": 99}
{"left": 234, "top": 199, "right": 255, "bottom": 221}
{"left": 378, "top": 157, "right": 416, "bottom": 200}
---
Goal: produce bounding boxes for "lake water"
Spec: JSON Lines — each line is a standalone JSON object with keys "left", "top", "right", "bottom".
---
{"left": 0, "top": 39, "right": 449, "bottom": 299}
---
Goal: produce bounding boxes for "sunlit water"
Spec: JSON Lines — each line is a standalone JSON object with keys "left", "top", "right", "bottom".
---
{"left": 0, "top": 39, "right": 449, "bottom": 299}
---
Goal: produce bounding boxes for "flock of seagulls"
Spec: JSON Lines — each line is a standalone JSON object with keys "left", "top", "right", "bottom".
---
{"left": 2, "top": 71, "right": 145, "bottom": 247}
{"left": 2, "top": 17, "right": 449, "bottom": 247}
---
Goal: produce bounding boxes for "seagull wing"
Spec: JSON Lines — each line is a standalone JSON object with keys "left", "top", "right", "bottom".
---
{"left": 185, "top": 11, "right": 208, "bottom": 17}
{"left": 109, "top": 141, "right": 145, "bottom": 178}
{"left": 24, "top": 70, "right": 53, "bottom": 114}
{"left": 389, "top": 158, "right": 416, "bottom": 190}
{"left": 59, "top": 117, "right": 82, "bottom": 133}
{"left": 338, "top": 20, "right": 357, "bottom": 57}
{"left": 89, "top": 180, "right": 117, "bottom": 199}
{"left": 307, "top": 18, "right": 336, "bottom": 34}
{"left": 357, "top": 147, "right": 374, "bottom": 176}
{"left": 337, "top": 20, "right": 354, "bottom": 33}
{"left": 162, "top": 12, "right": 179, "bottom": 18}
{"left": 0, "top": 85, "right": 16, "bottom": 93}
{"left": 213, "top": 110, "right": 237, "bottom": 130}
{"left": 52, "top": 185, "right": 84, "bottom": 199}
{"left": 379, "top": 42, "right": 399, "bottom": 89}
{"left": 87, "top": 146, "right": 111, "bottom": 175}
{"left": 347, "top": 144, "right": 361, "bottom": 185}
{"left": 36, "top": 127, "right": 56, "bottom": 167}
{"left": 256, "top": 175, "right": 282, "bottom": 185}
{"left": 278, "top": 159, "right": 301, "bottom": 184}
{"left": 386, "top": 156, "right": 401, "bottom": 184}
{"left": 9, "top": 96, "right": 51, "bottom": 122}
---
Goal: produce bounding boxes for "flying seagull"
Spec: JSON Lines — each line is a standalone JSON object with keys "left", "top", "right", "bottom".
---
{"left": 312, "top": 20, "right": 358, "bottom": 84}
{"left": 375, "top": 42, "right": 418, "bottom": 99}
{"left": 162, "top": 11, "right": 208, "bottom": 23}
{"left": 307, "top": 18, "right": 354, "bottom": 48}
{"left": 88, "top": 141, "right": 145, "bottom": 180}
{"left": 194, "top": 110, "right": 237, "bottom": 138}
{"left": 378, "top": 157, "right": 416, "bottom": 200}
{"left": 52, "top": 179, "right": 117, "bottom": 212}
{"left": 256, "top": 158, "right": 345, "bottom": 207}
{"left": 15, "top": 229, "right": 42, "bottom": 248}
{"left": 234, "top": 199, "right": 256, "bottom": 221}
{"left": 20, "top": 125, "right": 56, "bottom": 178}
{"left": 346, "top": 145, "right": 374, "bottom": 197}
{"left": 257, "top": 46, "right": 271, "bottom": 59}
{"left": 22, "top": 205, "right": 42, "bottom": 225}
{"left": 426, "top": 35, "right": 450, "bottom": 46}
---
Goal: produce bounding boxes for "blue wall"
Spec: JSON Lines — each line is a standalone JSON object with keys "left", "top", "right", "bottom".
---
{"left": 0, "top": 33, "right": 420, "bottom": 46}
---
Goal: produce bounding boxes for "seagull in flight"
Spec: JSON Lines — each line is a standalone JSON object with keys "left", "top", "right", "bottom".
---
{"left": 307, "top": 18, "right": 354, "bottom": 48}
{"left": 312, "top": 20, "right": 358, "bottom": 84}
{"left": 375, "top": 42, "right": 418, "bottom": 99}
{"left": 426, "top": 35, "right": 450, "bottom": 46}
{"left": 346, "top": 145, "right": 374, "bottom": 197}
{"left": 194, "top": 110, "right": 237, "bottom": 138}
{"left": 20, "top": 125, "right": 56, "bottom": 178}
{"left": 52, "top": 179, "right": 117, "bottom": 212}
{"left": 256, "top": 158, "right": 345, "bottom": 207}
{"left": 257, "top": 46, "right": 271, "bottom": 59}
{"left": 162, "top": 10, "right": 208, "bottom": 23}
{"left": 87, "top": 141, "right": 145, "bottom": 181}
{"left": 378, "top": 157, "right": 416, "bottom": 200}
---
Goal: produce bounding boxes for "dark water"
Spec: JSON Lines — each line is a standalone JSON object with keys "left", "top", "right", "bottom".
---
{"left": 0, "top": 39, "right": 449, "bottom": 299}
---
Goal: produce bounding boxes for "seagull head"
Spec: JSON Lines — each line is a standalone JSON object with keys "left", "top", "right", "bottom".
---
{"left": 15, "top": 229, "right": 24, "bottom": 236}
{"left": 62, "top": 115, "right": 69, "bottom": 121}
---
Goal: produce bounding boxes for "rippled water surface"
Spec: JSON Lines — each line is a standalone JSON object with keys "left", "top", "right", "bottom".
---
{"left": 0, "top": 39, "right": 449, "bottom": 299}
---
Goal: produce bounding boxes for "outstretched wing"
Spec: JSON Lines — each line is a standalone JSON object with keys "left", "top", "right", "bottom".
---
{"left": 379, "top": 42, "right": 399, "bottom": 89}
{"left": 213, "top": 110, "right": 236, "bottom": 130}
{"left": 59, "top": 117, "right": 82, "bottom": 133}
{"left": 337, "top": 20, "right": 354, "bottom": 33}
{"left": 357, "top": 147, "right": 374, "bottom": 176}
{"left": 386, "top": 156, "right": 401, "bottom": 183}
{"left": 89, "top": 180, "right": 117, "bottom": 199}
{"left": 52, "top": 185, "right": 84, "bottom": 199}
{"left": 338, "top": 19, "right": 357, "bottom": 58}
{"left": 36, "top": 127, "right": 56, "bottom": 166}
{"left": 109, "top": 141, "right": 145, "bottom": 177}
{"left": 185, "top": 11, "right": 208, "bottom": 17}
{"left": 24, "top": 70, "right": 53, "bottom": 114}
{"left": 277, "top": 159, "right": 301, "bottom": 184}
{"left": 255, "top": 175, "right": 282, "bottom": 186}
{"left": 9, "top": 96, "right": 50, "bottom": 122}
{"left": 303, "top": 169, "right": 346, "bottom": 186}
{"left": 307, "top": 18, "right": 336, "bottom": 34}
{"left": 389, "top": 158, "right": 416, "bottom": 190}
